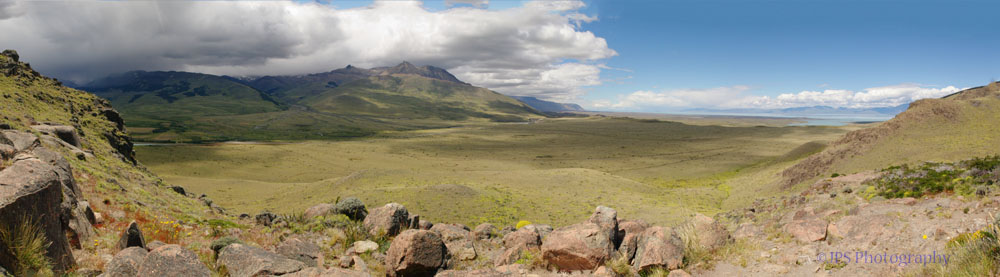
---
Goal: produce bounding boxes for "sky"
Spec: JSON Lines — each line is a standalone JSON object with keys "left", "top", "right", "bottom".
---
{"left": 1, "top": 0, "right": 997, "bottom": 112}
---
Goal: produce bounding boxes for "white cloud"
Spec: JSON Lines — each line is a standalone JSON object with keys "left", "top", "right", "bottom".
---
{"left": 0, "top": 0, "right": 614, "bottom": 99}
{"left": 593, "top": 84, "right": 962, "bottom": 110}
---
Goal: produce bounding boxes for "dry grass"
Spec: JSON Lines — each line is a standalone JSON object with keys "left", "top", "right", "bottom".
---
{"left": 0, "top": 217, "right": 53, "bottom": 276}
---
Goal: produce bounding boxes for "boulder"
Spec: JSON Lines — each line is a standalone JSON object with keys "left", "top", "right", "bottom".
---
{"left": 0, "top": 130, "right": 39, "bottom": 152}
{"left": 168, "top": 186, "right": 186, "bottom": 196}
{"left": 385, "top": 229, "right": 446, "bottom": 277}
{"left": 117, "top": 221, "right": 146, "bottom": 250}
{"left": 284, "top": 267, "right": 368, "bottom": 277}
{"left": 430, "top": 223, "right": 477, "bottom": 261}
{"left": 733, "top": 223, "right": 763, "bottom": 239}
{"left": 363, "top": 203, "right": 409, "bottom": 236}
{"left": 30, "top": 124, "right": 81, "bottom": 148}
{"left": 304, "top": 203, "right": 335, "bottom": 219}
{"left": 0, "top": 155, "right": 75, "bottom": 273}
{"left": 668, "top": 269, "right": 692, "bottom": 277}
{"left": 136, "top": 244, "right": 210, "bottom": 277}
{"left": 617, "top": 220, "right": 649, "bottom": 262}
{"left": 351, "top": 240, "right": 379, "bottom": 254}
{"left": 632, "top": 226, "right": 684, "bottom": 272}
{"left": 407, "top": 214, "right": 420, "bottom": 229}
{"left": 494, "top": 226, "right": 542, "bottom": 266}
{"left": 417, "top": 220, "right": 433, "bottom": 230}
{"left": 102, "top": 247, "right": 148, "bottom": 277}
{"left": 473, "top": 223, "right": 498, "bottom": 240}
{"left": 277, "top": 238, "right": 322, "bottom": 267}
{"left": 146, "top": 241, "right": 166, "bottom": 252}
{"left": 218, "top": 243, "right": 307, "bottom": 277}
{"left": 335, "top": 197, "right": 368, "bottom": 220}
{"left": 209, "top": 237, "right": 242, "bottom": 257}
{"left": 523, "top": 224, "right": 553, "bottom": 240}
{"left": 783, "top": 219, "right": 828, "bottom": 242}
{"left": 689, "top": 213, "right": 731, "bottom": 251}
{"left": 540, "top": 207, "right": 619, "bottom": 271}
{"left": 255, "top": 212, "right": 277, "bottom": 227}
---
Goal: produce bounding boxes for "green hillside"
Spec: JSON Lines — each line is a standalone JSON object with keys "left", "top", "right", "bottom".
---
{"left": 781, "top": 81, "right": 1000, "bottom": 187}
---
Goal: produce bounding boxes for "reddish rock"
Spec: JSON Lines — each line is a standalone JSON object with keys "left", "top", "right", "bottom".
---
{"left": 494, "top": 225, "right": 542, "bottom": 266}
{"left": 430, "top": 223, "right": 477, "bottom": 261}
{"left": 473, "top": 223, "right": 498, "bottom": 240}
{"left": 632, "top": 226, "right": 684, "bottom": 272}
{"left": 385, "top": 229, "right": 446, "bottom": 277}
{"left": 218, "top": 243, "right": 306, "bottom": 277}
{"left": 136, "top": 244, "right": 210, "bottom": 277}
{"left": 689, "top": 213, "right": 731, "bottom": 251}
{"left": 363, "top": 203, "right": 409, "bottom": 236}
{"left": 541, "top": 222, "right": 616, "bottom": 271}
{"left": 103, "top": 247, "right": 148, "bottom": 277}
{"left": 303, "top": 203, "right": 335, "bottom": 219}
{"left": 617, "top": 220, "right": 649, "bottom": 262}
{"left": 784, "top": 219, "right": 828, "bottom": 242}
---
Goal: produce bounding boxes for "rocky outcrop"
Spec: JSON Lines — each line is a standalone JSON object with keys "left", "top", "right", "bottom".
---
{"left": 632, "top": 226, "right": 684, "bottom": 272}
{"left": 276, "top": 238, "right": 322, "bottom": 267}
{"left": 430, "top": 223, "right": 477, "bottom": 261}
{"left": 473, "top": 223, "right": 498, "bottom": 241}
{"left": 218, "top": 243, "right": 306, "bottom": 277}
{"left": 284, "top": 267, "right": 368, "bottom": 277}
{"left": 540, "top": 206, "right": 619, "bottom": 271}
{"left": 364, "top": 203, "right": 409, "bottom": 236}
{"left": 617, "top": 220, "right": 649, "bottom": 262}
{"left": 0, "top": 131, "right": 78, "bottom": 273}
{"left": 784, "top": 218, "right": 827, "bottom": 243}
{"left": 101, "top": 247, "right": 148, "bottom": 277}
{"left": 118, "top": 221, "right": 147, "bottom": 250}
{"left": 688, "top": 213, "right": 731, "bottom": 251}
{"left": 136, "top": 244, "right": 210, "bottom": 277}
{"left": 385, "top": 229, "right": 446, "bottom": 277}
{"left": 494, "top": 226, "right": 542, "bottom": 266}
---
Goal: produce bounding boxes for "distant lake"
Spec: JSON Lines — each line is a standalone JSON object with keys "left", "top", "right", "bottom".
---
{"left": 675, "top": 112, "right": 893, "bottom": 126}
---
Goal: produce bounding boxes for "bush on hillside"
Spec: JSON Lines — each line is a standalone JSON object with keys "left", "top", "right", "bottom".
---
{"left": 867, "top": 155, "right": 1000, "bottom": 198}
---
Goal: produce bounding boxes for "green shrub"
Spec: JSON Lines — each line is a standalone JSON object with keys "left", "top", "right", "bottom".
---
{"left": 0, "top": 217, "right": 53, "bottom": 276}
{"left": 209, "top": 237, "right": 243, "bottom": 258}
{"left": 515, "top": 220, "right": 532, "bottom": 229}
{"left": 867, "top": 155, "right": 1000, "bottom": 199}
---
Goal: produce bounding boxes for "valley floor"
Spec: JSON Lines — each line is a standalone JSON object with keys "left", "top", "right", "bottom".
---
{"left": 137, "top": 117, "right": 855, "bottom": 227}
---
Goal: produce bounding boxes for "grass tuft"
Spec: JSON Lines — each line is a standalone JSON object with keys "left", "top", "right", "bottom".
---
{"left": 0, "top": 216, "right": 53, "bottom": 276}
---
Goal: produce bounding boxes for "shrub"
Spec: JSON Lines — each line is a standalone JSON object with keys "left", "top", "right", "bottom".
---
{"left": 515, "top": 220, "right": 532, "bottom": 229}
{"left": 0, "top": 217, "right": 53, "bottom": 276}
{"left": 867, "top": 155, "right": 1000, "bottom": 199}
{"left": 924, "top": 214, "right": 1000, "bottom": 276}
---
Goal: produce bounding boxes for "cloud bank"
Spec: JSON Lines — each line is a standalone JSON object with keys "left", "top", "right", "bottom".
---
{"left": 593, "top": 84, "right": 962, "bottom": 110}
{"left": 0, "top": 0, "right": 614, "bottom": 100}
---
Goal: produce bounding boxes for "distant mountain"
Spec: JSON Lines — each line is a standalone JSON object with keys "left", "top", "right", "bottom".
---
{"left": 512, "top": 96, "right": 585, "bottom": 112}
{"left": 80, "top": 63, "right": 543, "bottom": 142}
{"left": 685, "top": 104, "right": 909, "bottom": 117}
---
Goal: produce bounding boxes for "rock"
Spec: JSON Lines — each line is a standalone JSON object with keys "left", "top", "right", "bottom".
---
{"left": 385, "top": 229, "right": 446, "bottom": 277}
{"left": 617, "top": 220, "right": 649, "bottom": 262}
{"left": 30, "top": 124, "right": 81, "bottom": 147}
{"left": 284, "top": 267, "right": 368, "bottom": 277}
{"left": 418, "top": 220, "right": 433, "bottom": 230}
{"left": 524, "top": 224, "right": 553, "bottom": 240}
{"left": 352, "top": 240, "right": 379, "bottom": 254}
{"left": 733, "top": 223, "right": 763, "bottom": 239}
{"left": 668, "top": 269, "right": 692, "bottom": 277}
{"left": 338, "top": 255, "right": 355, "bottom": 268}
{"left": 494, "top": 226, "right": 542, "bottom": 266}
{"left": 256, "top": 212, "right": 277, "bottom": 227}
{"left": 146, "top": 240, "right": 166, "bottom": 252}
{"left": 351, "top": 255, "right": 367, "bottom": 272}
{"left": 827, "top": 215, "right": 893, "bottom": 247}
{"left": 136, "top": 244, "right": 210, "bottom": 277}
{"left": 304, "top": 203, "right": 336, "bottom": 219}
{"left": 117, "top": 221, "right": 146, "bottom": 250}
{"left": 784, "top": 219, "right": 828, "bottom": 242}
{"left": 94, "top": 212, "right": 104, "bottom": 225}
{"left": 102, "top": 247, "right": 148, "bottom": 277}
{"left": 335, "top": 197, "right": 368, "bottom": 220}
{"left": 431, "top": 223, "right": 477, "bottom": 261}
{"left": 77, "top": 268, "right": 102, "bottom": 277}
{"left": 218, "top": 243, "right": 307, "bottom": 277}
{"left": 2, "top": 49, "right": 18, "bottom": 62}
{"left": 473, "top": 223, "right": 498, "bottom": 240}
{"left": 408, "top": 214, "right": 420, "bottom": 229}
{"left": 0, "top": 130, "right": 39, "bottom": 152}
{"left": 499, "top": 226, "right": 516, "bottom": 236}
{"left": 540, "top": 207, "right": 619, "bottom": 271}
{"left": 0, "top": 154, "right": 76, "bottom": 273}
{"left": 277, "top": 238, "right": 322, "bottom": 267}
{"left": 689, "top": 213, "right": 731, "bottom": 251}
{"left": 80, "top": 201, "right": 97, "bottom": 225}
{"left": 168, "top": 186, "right": 186, "bottom": 196}
{"left": 632, "top": 226, "right": 684, "bottom": 272}
{"left": 363, "top": 203, "right": 409, "bottom": 236}
{"left": 239, "top": 213, "right": 251, "bottom": 220}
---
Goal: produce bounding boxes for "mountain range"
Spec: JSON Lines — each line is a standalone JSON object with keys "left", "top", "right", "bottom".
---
{"left": 77, "top": 62, "right": 586, "bottom": 142}
{"left": 684, "top": 104, "right": 910, "bottom": 118}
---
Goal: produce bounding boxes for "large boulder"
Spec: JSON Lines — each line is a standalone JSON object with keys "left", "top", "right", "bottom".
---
{"left": 303, "top": 203, "right": 335, "bottom": 219}
{"left": 118, "top": 221, "right": 146, "bottom": 250}
{"left": 284, "top": 267, "right": 369, "bottom": 277}
{"left": 30, "top": 124, "right": 81, "bottom": 148}
{"left": 385, "top": 229, "right": 446, "bottom": 277}
{"left": 632, "top": 226, "right": 684, "bottom": 272}
{"left": 540, "top": 207, "right": 619, "bottom": 271}
{"left": 494, "top": 226, "right": 542, "bottom": 266}
{"left": 101, "top": 247, "right": 148, "bottom": 277}
{"left": 0, "top": 152, "right": 75, "bottom": 273}
{"left": 136, "top": 244, "right": 210, "bottom": 277}
{"left": 219, "top": 243, "right": 307, "bottom": 277}
{"left": 472, "top": 223, "right": 498, "bottom": 241}
{"left": 335, "top": 197, "right": 368, "bottom": 220}
{"left": 430, "top": 223, "right": 477, "bottom": 261}
{"left": 364, "top": 203, "right": 409, "bottom": 236}
{"left": 617, "top": 220, "right": 649, "bottom": 262}
{"left": 276, "top": 238, "right": 322, "bottom": 267}
{"left": 689, "top": 213, "right": 731, "bottom": 251}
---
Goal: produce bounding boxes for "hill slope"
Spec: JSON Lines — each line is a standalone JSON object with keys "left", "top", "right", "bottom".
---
{"left": 781, "top": 81, "right": 1000, "bottom": 186}
{"left": 512, "top": 96, "right": 585, "bottom": 112}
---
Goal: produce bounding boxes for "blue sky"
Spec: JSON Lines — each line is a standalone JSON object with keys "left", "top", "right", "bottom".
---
{"left": 3, "top": 0, "right": 997, "bottom": 112}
